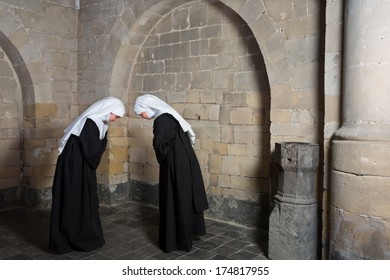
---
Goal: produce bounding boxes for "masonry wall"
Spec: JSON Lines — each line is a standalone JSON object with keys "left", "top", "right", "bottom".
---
{"left": 0, "top": 46, "right": 22, "bottom": 207}
{"left": 0, "top": 0, "right": 325, "bottom": 227}
{"left": 0, "top": 0, "right": 78, "bottom": 207}
{"left": 128, "top": 1, "right": 271, "bottom": 228}
{"left": 0, "top": 0, "right": 345, "bottom": 258}
{"left": 323, "top": 0, "right": 343, "bottom": 258}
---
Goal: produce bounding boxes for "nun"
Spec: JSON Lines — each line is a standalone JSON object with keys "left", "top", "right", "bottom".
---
{"left": 134, "top": 94, "right": 209, "bottom": 253}
{"left": 49, "top": 97, "right": 125, "bottom": 254}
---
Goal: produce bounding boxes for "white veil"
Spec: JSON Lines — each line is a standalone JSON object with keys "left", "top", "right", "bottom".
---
{"left": 134, "top": 94, "right": 196, "bottom": 145}
{"left": 58, "top": 97, "right": 125, "bottom": 154}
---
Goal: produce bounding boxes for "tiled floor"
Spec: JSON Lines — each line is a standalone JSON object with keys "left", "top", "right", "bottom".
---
{"left": 0, "top": 202, "right": 269, "bottom": 260}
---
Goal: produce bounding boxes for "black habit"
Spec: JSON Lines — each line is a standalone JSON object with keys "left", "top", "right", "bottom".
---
{"left": 49, "top": 118, "right": 106, "bottom": 254}
{"left": 153, "top": 113, "right": 209, "bottom": 253}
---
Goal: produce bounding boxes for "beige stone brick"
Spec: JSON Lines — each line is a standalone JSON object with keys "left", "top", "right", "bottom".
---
{"left": 129, "top": 146, "right": 147, "bottom": 164}
{"left": 27, "top": 177, "right": 53, "bottom": 188}
{"left": 234, "top": 131, "right": 253, "bottom": 144}
{"left": 109, "top": 136, "right": 129, "bottom": 147}
{"left": 209, "top": 154, "right": 221, "bottom": 173}
{"left": 231, "top": 176, "right": 269, "bottom": 192}
{"left": 183, "top": 104, "right": 208, "bottom": 120}
{"left": 108, "top": 147, "right": 128, "bottom": 162}
{"left": 107, "top": 163, "right": 127, "bottom": 174}
{"left": 228, "top": 144, "right": 246, "bottom": 156}
{"left": 218, "top": 174, "right": 231, "bottom": 188}
{"left": 9, "top": 27, "right": 30, "bottom": 49}
{"left": 271, "top": 109, "right": 290, "bottom": 123}
{"left": 209, "top": 142, "right": 226, "bottom": 155}
{"left": 221, "top": 155, "right": 240, "bottom": 175}
{"left": 270, "top": 83, "right": 293, "bottom": 109}
{"left": 142, "top": 165, "right": 159, "bottom": 183}
{"left": 230, "top": 107, "right": 253, "bottom": 124}
{"left": 332, "top": 171, "right": 390, "bottom": 218}
{"left": 291, "top": 62, "right": 319, "bottom": 89}
{"left": 108, "top": 126, "right": 127, "bottom": 137}
{"left": 221, "top": 125, "right": 234, "bottom": 143}
{"left": 209, "top": 186, "right": 223, "bottom": 196}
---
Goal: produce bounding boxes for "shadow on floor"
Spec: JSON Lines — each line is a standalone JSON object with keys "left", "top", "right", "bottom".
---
{"left": 0, "top": 202, "right": 269, "bottom": 260}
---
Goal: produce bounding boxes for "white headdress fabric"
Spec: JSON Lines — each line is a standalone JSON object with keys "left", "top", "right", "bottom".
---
{"left": 134, "top": 94, "right": 196, "bottom": 145}
{"left": 58, "top": 97, "right": 125, "bottom": 154}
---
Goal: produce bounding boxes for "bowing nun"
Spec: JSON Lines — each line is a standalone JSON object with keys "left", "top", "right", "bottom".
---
{"left": 134, "top": 94, "right": 209, "bottom": 253}
{"left": 49, "top": 97, "right": 125, "bottom": 254}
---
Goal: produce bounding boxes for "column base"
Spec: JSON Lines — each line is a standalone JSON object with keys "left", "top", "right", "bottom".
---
{"left": 330, "top": 138, "right": 390, "bottom": 259}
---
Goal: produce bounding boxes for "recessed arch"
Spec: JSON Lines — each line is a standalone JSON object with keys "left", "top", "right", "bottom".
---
{"left": 0, "top": 30, "right": 33, "bottom": 207}
{"left": 108, "top": 0, "right": 289, "bottom": 102}
{"left": 110, "top": 0, "right": 283, "bottom": 229}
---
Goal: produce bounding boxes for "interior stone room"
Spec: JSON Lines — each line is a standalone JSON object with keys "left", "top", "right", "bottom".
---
{"left": 0, "top": 0, "right": 389, "bottom": 260}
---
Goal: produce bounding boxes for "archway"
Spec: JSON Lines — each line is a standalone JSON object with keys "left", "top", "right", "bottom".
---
{"left": 0, "top": 30, "right": 32, "bottom": 207}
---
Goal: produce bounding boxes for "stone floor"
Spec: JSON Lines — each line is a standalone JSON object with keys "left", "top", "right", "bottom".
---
{"left": 0, "top": 202, "right": 269, "bottom": 260}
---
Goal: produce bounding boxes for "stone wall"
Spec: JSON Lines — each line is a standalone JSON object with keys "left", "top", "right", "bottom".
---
{"left": 0, "top": 45, "right": 23, "bottom": 207}
{"left": 0, "top": 0, "right": 78, "bottom": 207}
{"left": 0, "top": 0, "right": 325, "bottom": 228}
{"left": 128, "top": 1, "right": 271, "bottom": 228}
{"left": 7, "top": 0, "right": 388, "bottom": 260}
{"left": 323, "top": 0, "right": 343, "bottom": 258}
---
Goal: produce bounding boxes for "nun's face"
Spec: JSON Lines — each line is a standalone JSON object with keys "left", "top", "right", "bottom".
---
{"left": 138, "top": 111, "right": 151, "bottom": 120}
{"left": 109, "top": 113, "right": 121, "bottom": 122}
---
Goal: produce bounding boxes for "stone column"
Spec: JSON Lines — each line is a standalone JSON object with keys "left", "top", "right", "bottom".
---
{"left": 268, "top": 142, "right": 319, "bottom": 260}
{"left": 329, "top": 0, "right": 390, "bottom": 259}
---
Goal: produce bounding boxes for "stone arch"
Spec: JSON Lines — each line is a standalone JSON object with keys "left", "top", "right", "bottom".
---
{"left": 0, "top": 30, "right": 33, "bottom": 207}
{"left": 108, "top": 0, "right": 285, "bottom": 228}
{"left": 105, "top": 0, "right": 314, "bottom": 229}
{"left": 108, "top": 0, "right": 288, "bottom": 104}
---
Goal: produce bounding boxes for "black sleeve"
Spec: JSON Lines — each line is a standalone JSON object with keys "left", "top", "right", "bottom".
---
{"left": 79, "top": 118, "right": 107, "bottom": 170}
{"left": 153, "top": 114, "right": 177, "bottom": 164}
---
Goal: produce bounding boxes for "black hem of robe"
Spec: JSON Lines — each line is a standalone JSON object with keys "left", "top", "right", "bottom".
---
{"left": 153, "top": 113, "right": 209, "bottom": 253}
{"left": 49, "top": 118, "right": 107, "bottom": 254}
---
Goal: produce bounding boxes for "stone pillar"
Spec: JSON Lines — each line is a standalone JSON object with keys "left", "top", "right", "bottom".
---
{"left": 268, "top": 142, "right": 319, "bottom": 260}
{"left": 329, "top": 0, "right": 390, "bottom": 259}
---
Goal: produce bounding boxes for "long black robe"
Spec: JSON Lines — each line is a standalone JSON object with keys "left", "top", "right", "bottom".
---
{"left": 49, "top": 118, "right": 107, "bottom": 254}
{"left": 153, "top": 113, "right": 209, "bottom": 253}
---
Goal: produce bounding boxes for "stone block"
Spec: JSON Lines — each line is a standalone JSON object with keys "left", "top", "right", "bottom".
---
{"left": 173, "top": 8, "right": 189, "bottom": 30}
{"left": 181, "top": 28, "right": 200, "bottom": 42}
{"left": 287, "top": 36, "right": 319, "bottom": 64}
{"left": 230, "top": 107, "right": 253, "bottom": 124}
{"left": 191, "top": 71, "right": 212, "bottom": 89}
{"left": 221, "top": 155, "right": 240, "bottom": 175}
{"left": 332, "top": 170, "right": 390, "bottom": 219}
{"left": 183, "top": 103, "right": 208, "bottom": 120}
{"left": 200, "top": 25, "right": 221, "bottom": 39}
{"left": 269, "top": 202, "right": 318, "bottom": 259}
{"left": 160, "top": 31, "right": 180, "bottom": 45}
{"left": 152, "top": 45, "right": 172, "bottom": 60}
{"left": 143, "top": 74, "right": 161, "bottom": 91}
{"left": 172, "top": 42, "right": 190, "bottom": 59}
{"left": 269, "top": 142, "right": 319, "bottom": 259}
{"left": 284, "top": 15, "right": 319, "bottom": 38}
{"left": 199, "top": 55, "right": 216, "bottom": 71}
{"left": 329, "top": 207, "right": 390, "bottom": 259}
{"left": 189, "top": 5, "right": 207, "bottom": 28}
{"left": 182, "top": 57, "right": 200, "bottom": 72}
{"left": 240, "top": 0, "right": 266, "bottom": 25}
{"left": 332, "top": 140, "right": 390, "bottom": 177}
{"left": 209, "top": 154, "right": 221, "bottom": 173}
{"left": 291, "top": 62, "right": 318, "bottom": 89}
{"left": 129, "top": 146, "right": 146, "bottom": 164}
